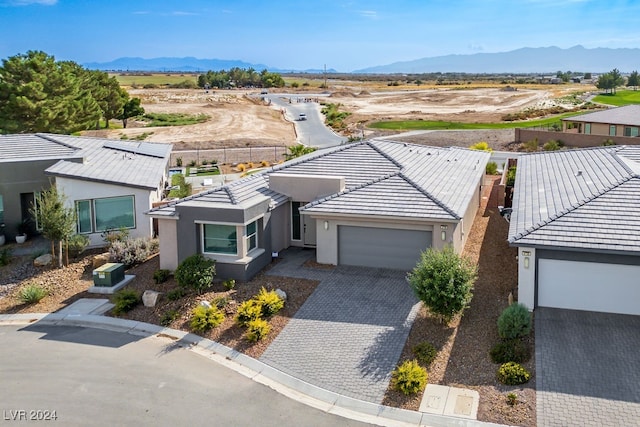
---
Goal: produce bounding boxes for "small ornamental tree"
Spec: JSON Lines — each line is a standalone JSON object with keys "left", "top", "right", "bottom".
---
{"left": 407, "top": 246, "right": 477, "bottom": 324}
{"left": 31, "top": 186, "right": 76, "bottom": 268}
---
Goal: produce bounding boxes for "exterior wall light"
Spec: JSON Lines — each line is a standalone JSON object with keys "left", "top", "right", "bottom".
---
{"left": 440, "top": 224, "right": 447, "bottom": 241}
{"left": 521, "top": 250, "right": 531, "bottom": 269}
{"left": 324, "top": 220, "right": 329, "bottom": 230}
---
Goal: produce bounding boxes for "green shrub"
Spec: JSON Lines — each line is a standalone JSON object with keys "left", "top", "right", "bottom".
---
{"left": 497, "top": 303, "right": 532, "bottom": 340}
{"left": 211, "top": 296, "right": 229, "bottom": 309}
{"left": 166, "top": 288, "right": 186, "bottom": 301}
{"left": 490, "top": 339, "right": 530, "bottom": 364}
{"left": 245, "top": 318, "right": 271, "bottom": 342}
{"left": 506, "top": 392, "right": 518, "bottom": 406}
{"left": 112, "top": 289, "right": 140, "bottom": 315}
{"left": 101, "top": 227, "right": 130, "bottom": 245}
{"left": 497, "top": 362, "right": 531, "bottom": 385}
{"left": 223, "top": 279, "right": 236, "bottom": 290}
{"left": 65, "top": 234, "right": 90, "bottom": 258}
{"left": 602, "top": 138, "right": 616, "bottom": 146}
{"left": 153, "top": 269, "right": 171, "bottom": 284}
{"left": 235, "top": 299, "right": 263, "bottom": 327}
{"left": 0, "top": 248, "right": 11, "bottom": 266}
{"left": 190, "top": 305, "right": 225, "bottom": 333}
{"left": 255, "top": 287, "right": 285, "bottom": 317}
{"left": 506, "top": 166, "right": 517, "bottom": 186}
{"left": 485, "top": 161, "right": 498, "bottom": 175}
{"left": 175, "top": 254, "right": 216, "bottom": 294}
{"left": 109, "top": 237, "right": 159, "bottom": 267}
{"left": 175, "top": 157, "right": 183, "bottom": 167}
{"left": 543, "top": 139, "right": 563, "bottom": 151}
{"left": 523, "top": 138, "right": 539, "bottom": 152}
{"left": 413, "top": 342, "right": 438, "bottom": 366}
{"left": 160, "top": 309, "right": 180, "bottom": 326}
{"left": 391, "top": 360, "right": 428, "bottom": 395}
{"left": 407, "top": 246, "right": 477, "bottom": 324}
{"left": 18, "top": 284, "right": 47, "bottom": 304}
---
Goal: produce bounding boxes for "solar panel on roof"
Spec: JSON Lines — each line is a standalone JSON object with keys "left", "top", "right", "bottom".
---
{"left": 103, "top": 141, "right": 169, "bottom": 158}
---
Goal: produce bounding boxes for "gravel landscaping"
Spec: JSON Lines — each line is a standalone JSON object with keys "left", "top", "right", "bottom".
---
{"left": 0, "top": 175, "right": 533, "bottom": 426}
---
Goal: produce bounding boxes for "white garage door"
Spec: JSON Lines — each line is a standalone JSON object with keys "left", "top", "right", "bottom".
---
{"left": 538, "top": 259, "right": 640, "bottom": 315}
{"left": 338, "top": 226, "right": 431, "bottom": 270}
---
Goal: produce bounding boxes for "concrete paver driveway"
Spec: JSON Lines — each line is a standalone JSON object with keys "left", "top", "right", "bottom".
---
{"left": 262, "top": 250, "right": 420, "bottom": 403}
{"left": 536, "top": 308, "right": 640, "bottom": 427}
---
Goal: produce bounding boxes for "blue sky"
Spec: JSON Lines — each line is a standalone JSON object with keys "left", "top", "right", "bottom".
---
{"left": 0, "top": 0, "right": 638, "bottom": 72}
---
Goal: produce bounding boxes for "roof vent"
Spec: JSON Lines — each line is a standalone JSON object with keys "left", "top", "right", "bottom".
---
{"left": 575, "top": 170, "right": 583, "bottom": 176}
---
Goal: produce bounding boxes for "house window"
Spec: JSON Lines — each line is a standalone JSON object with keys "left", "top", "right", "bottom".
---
{"left": 95, "top": 196, "right": 135, "bottom": 232}
{"left": 203, "top": 224, "right": 237, "bottom": 255}
{"left": 291, "top": 202, "right": 301, "bottom": 240}
{"left": 76, "top": 200, "right": 92, "bottom": 234}
{"left": 609, "top": 125, "right": 617, "bottom": 136}
{"left": 75, "top": 196, "right": 135, "bottom": 233}
{"left": 584, "top": 123, "right": 591, "bottom": 134}
{"left": 624, "top": 126, "right": 639, "bottom": 137}
{"left": 246, "top": 220, "right": 258, "bottom": 252}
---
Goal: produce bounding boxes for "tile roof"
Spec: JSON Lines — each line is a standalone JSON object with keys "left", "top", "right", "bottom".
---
{"left": 0, "top": 134, "right": 171, "bottom": 189}
{"left": 563, "top": 105, "right": 640, "bottom": 126}
{"left": 43, "top": 134, "right": 172, "bottom": 189}
{"left": 508, "top": 145, "right": 640, "bottom": 253}
{"left": 0, "top": 134, "right": 80, "bottom": 162}
{"left": 149, "top": 140, "right": 489, "bottom": 222}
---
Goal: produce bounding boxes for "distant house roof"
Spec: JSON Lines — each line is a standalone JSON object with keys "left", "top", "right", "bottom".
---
{"left": 1, "top": 134, "right": 172, "bottom": 190}
{"left": 508, "top": 146, "right": 640, "bottom": 253}
{"left": 149, "top": 140, "right": 490, "bottom": 221}
{"left": 563, "top": 105, "right": 640, "bottom": 127}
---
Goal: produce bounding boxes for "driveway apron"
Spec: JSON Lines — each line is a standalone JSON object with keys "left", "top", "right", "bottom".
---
{"left": 536, "top": 308, "right": 640, "bottom": 427}
{"left": 262, "top": 252, "right": 420, "bottom": 403}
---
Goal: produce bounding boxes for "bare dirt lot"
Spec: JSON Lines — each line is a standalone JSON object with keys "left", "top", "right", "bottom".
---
{"left": 82, "top": 83, "right": 587, "bottom": 153}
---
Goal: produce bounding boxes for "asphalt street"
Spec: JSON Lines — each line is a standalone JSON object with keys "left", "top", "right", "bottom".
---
{"left": 0, "top": 324, "right": 371, "bottom": 427}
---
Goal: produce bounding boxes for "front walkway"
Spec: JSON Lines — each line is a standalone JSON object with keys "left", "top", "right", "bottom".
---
{"left": 536, "top": 308, "right": 640, "bottom": 427}
{"left": 261, "top": 248, "right": 420, "bottom": 403}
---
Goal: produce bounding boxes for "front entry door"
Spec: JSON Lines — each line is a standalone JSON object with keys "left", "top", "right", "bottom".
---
{"left": 303, "top": 215, "right": 316, "bottom": 247}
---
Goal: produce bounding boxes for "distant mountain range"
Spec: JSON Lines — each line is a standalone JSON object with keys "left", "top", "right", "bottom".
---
{"left": 353, "top": 46, "right": 640, "bottom": 74}
{"left": 83, "top": 56, "right": 334, "bottom": 74}
{"left": 83, "top": 46, "right": 639, "bottom": 74}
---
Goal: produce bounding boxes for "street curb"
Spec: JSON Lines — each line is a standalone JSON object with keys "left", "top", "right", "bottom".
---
{"left": 0, "top": 313, "right": 509, "bottom": 427}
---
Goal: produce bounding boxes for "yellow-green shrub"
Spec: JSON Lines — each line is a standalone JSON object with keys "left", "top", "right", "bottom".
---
{"left": 391, "top": 360, "right": 428, "bottom": 395}
{"left": 245, "top": 318, "right": 271, "bottom": 342}
{"left": 190, "top": 305, "right": 224, "bottom": 333}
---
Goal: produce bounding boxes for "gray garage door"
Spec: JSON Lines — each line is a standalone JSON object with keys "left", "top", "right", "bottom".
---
{"left": 338, "top": 226, "right": 431, "bottom": 270}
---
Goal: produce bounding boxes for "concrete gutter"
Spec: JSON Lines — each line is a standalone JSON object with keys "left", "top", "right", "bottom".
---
{"left": 0, "top": 313, "right": 509, "bottom": 427}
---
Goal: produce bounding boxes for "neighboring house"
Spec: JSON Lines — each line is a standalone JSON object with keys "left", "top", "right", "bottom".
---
{"left": 562, "top": 104, "right": 640, "bottom": 137}
{"left": 0, "top": 134, "right": 172, "bottom": 246}
{"left": 148, "top": 140, "right": 490, "bottom": 281}
{"left": 508, "top": 146, "right": 640, "bottom": 316}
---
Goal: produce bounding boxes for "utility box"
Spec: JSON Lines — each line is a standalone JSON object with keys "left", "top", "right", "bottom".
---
{"left": 93, "top": 263, "right": 125, "bottom": 287}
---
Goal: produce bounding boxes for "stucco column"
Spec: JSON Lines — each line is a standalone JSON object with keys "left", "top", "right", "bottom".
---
{"left": 517, "top": 247, "right": 536, "bottom": 311}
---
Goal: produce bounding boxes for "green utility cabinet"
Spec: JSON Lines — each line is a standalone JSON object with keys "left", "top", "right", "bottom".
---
{"left": 93, "top": 263, "right": 125, "bottom": 287}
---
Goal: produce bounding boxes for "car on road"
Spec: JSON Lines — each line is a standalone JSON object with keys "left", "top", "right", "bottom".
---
{"left": 298, "top": 113, "right": 307, "bottom": 121}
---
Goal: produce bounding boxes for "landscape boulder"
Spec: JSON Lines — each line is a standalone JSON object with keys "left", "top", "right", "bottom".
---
{"left": 142, "top": 290, "right": 161, "bottom": 307}
{"left": 275, "top": 288, "right": 287, "bottom": 301}
{"left": 33, "top": 253, "right": 53, "bottom": 267}
{"left": 199, "top": 300, "right": 212, "bottom": 309}
{"left": 92, "top": 252, "right": 111, "bottom": 269}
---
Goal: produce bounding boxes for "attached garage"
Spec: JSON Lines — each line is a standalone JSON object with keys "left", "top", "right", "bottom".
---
{"left": 338, "top": 225, "right": 431, "bottom": 270}
{"left": 538, "top": 258, "right": 640, "bottom": 316}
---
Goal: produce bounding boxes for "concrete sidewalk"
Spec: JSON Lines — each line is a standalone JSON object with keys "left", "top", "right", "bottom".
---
{"left": 0, "top": 309, "right": 507, "bottom": 427}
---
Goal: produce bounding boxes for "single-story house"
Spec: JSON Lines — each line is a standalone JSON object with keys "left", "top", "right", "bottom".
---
{"left": 562, "top": 104, "right": 640, "bottom": 137}
{"left": 0, "top": 134, "right": 172, "bottom": 246}
{"left": 148, "top": 139, "right": 490, "bottom": 281}
{"left": 508, "top": 146, "right": 640, "bottom": 315}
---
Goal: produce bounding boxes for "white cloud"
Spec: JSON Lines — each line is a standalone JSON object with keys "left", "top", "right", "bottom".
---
{"left": 171, "top": 11, "right": 198, "bottom": 16}
{"left": 359, "top": 10, "right": 378, "bottom": 19}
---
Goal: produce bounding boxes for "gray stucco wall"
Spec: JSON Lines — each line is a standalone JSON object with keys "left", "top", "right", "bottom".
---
{"left": 173, "top": 198, "right": 273, "bottom": 282}
{"left": 0, "top": 159, "right": 60, "bottom": 238}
